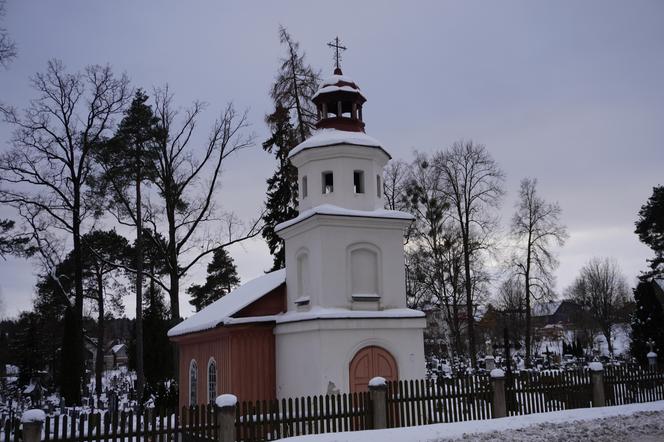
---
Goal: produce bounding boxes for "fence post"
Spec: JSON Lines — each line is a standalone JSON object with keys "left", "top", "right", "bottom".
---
{"left": 215, "top": 394, "right": 237, "bottom": 442}
{"left": 21, "top": 409, "right": 45, "bottom": 442}
{"left": 490, "top": 369, "right": 506, "bottom": 418}
{"left": 589, "top": 362, "right": 605, "bottom": 407}
{"left": 368, "top": 377, "right": 388, "bottom": 430}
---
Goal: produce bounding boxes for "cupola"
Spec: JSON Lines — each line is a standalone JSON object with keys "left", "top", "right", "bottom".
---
{"left": 312, "top": 67, "right": 366, "bottom": 133}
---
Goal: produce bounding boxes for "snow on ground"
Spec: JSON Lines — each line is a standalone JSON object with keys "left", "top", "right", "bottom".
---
{"left": 281, "top": 401, "right": 664, "bottom": 442}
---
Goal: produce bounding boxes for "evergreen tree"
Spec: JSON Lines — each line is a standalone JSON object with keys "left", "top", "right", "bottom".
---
{"left": 138, "top": 230, "right": 173, "bottom": 392}
{"left": 635, "top": 186, "right": 664, "bottom": 279}
{"left": 187, "top": 248, "right": 240, "bottom": 312}
{"left": 262, "top": 105, "right": 299, "bottom": 270}
{"left": 630, "top": 281, "right": 664, "bottom": 367}
{"left": 95, "top": 89, "right": 161, "bottom": 402}
{"left": 271, "top": 27, "right": 320, "bottom": 142}
{"left": 11, "top": 312, "right": 47, "bottom": 386}
{"left": 0, "top": 219, "right": 31, "bottom": 259}
{"left": 262, "top": 28, "right": 318, "bottom": 269}
{"left": 33, "top": 230, "right": 128, "bottom": 396}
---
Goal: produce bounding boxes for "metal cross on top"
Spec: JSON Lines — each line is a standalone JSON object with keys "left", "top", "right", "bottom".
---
{"left": 327, "top": 36, "right": 347, "bottom": 70}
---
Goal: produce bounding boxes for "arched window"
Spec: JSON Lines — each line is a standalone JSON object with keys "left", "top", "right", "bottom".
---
{"left": 376, "top": 175, "right": 382, "bottom": 198}
{"left": 322, "top": 171, "right": 334, "bottom": 194}
{"left": 350, "top": 248, "right": 379, "bottom": 296}
{"left": 207, "top": 358, "right": 217, "bottom": 403}
{"left": 189, "top": 360, "right": 198, "bottom": 405}
{"left": 302, "top": 176, "right": 308, "bottom": 198}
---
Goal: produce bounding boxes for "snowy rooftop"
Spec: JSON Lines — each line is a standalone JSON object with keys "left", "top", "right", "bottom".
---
{"left": 276, "top": 306, "right": 424, "bottom": 324}
{"left": 275, "top": 204, "right": 414, "bottom": 232}
{"left": 288, "top": 129, "right": 386, "bottom": 158}
{"left": 168, "top": 269, "right": 286, "bottom": 337}
{"left": 532, "top": 301, "right": 562, "bottom": 317}
{"left": 312, "top": 85, "right": 366, "bottom": 101}
{"left": 111, "top": 343, "right": 126, "bottom": 354}
{"left": 321, "top": 74, "right": 358, "bottom": 88}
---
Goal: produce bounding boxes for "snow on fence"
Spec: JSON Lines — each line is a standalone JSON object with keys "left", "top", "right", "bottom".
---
{"left": 234, "top": 391, "right": 372, "bottom": 441}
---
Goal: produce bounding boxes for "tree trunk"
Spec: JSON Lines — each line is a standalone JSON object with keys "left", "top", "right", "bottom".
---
{"left": 524, "top": 232, "right": 532, "bottom": 367}
{"left": 95, "top": 271, "right": 105, "bottom": 399}
{"left": 67, "top": 186, "right": 84, "bottom": 405}
{"left": 462, "top": 225, "right": 476, "bottom": 368}
{"left": 166, "top": 198, "right": 181, "bottom": 382}
{"left": 135, "top": 152, "right": 145, "bottom": 403}
{"left": 604, "top": 328, "right": 614, "bottom": 356}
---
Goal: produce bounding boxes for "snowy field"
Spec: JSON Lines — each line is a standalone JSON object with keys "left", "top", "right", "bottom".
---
{"left": 281, "top": 401, "right": 664, "bottom": 442}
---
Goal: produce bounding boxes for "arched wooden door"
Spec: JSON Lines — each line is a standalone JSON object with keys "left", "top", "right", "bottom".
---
{"left": 349, "top": 346, "right": 398, "bottom": 393}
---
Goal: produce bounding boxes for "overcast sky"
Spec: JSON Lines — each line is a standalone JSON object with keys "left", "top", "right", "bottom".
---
{"left": 1, "top": 0, "right": 662, "bottom": 319}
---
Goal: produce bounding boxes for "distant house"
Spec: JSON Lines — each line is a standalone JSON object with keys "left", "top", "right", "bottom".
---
{"left": 104, "top": 342, "right": 129, "bottom": 370}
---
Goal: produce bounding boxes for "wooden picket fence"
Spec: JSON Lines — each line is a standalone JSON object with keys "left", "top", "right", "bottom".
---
{"left": 2, "top": 404, "right": 217, "bottom": 442}
{"left": 604, "top": 365, "right": 664, "bottom": 405}
{"left": 385, "top": 376, "right": 493, "bottom": 428}
{"left": 4, "top": 367, "right": 664, "bottom": 442}
{"left": 235, "top": 391, "right": 372, "bottom": 442}
{"left": 505, "top": 369, "right": 592, "bottom": 415}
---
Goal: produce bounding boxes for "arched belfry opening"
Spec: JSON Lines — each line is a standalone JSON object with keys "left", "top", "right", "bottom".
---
{"left": 312, "top": 70, "right": 367, "bottom": 133}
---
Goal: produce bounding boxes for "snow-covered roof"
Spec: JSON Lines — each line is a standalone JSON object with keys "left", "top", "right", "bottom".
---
{"left": 275, "top": 204, "right": 414, "bottom": 232}
{"left": 111, "top": 344, "right": 126, "bottom": 354}
{"left": 168, "top": 269, "right": 286, "bottom": 337}
{"left": 321, "top": 74, "right": 357, "bottom": 88}
{"left": 276, "top": 307, "right": 424, "bottom": 324}
{"left": 288, "top": 129, "right": 386, "bottom": 158}
{"left": 312, "top": 85, "right": 366, "bottom": 101}
{"left": 532, "top": 301, "right": 562, "bottom": 317}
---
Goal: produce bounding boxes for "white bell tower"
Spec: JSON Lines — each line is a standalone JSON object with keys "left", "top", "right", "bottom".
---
{"left": 273, "top": 55, "right": 426, "bottom": 399}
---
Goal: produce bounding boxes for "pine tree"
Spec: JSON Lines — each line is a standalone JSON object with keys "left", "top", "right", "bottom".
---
{"left": 630, "top": 281, "right": 664, "bottom": 367}
{"left": 95, "top": 89, "right": 160, "bottom": 402}
{"left": 262, "top": 28, "right": 319, "bottom": 269}
{"left": 271, "top": 27, "right": 320, "bottom": 143}
{"left": 635, "top": 186, "right": 664, "bottom": 279}
{"left": 12, "top": 312, "right": 46, "bottom": 386}
{"left": 187, "top": 248, "right": 240, "bottom": 312}
{"left": 0, "top": 219, "right": 31, "bottom": 258}
{"left": 262, "top": 105, "right": 299, "bottom": 270}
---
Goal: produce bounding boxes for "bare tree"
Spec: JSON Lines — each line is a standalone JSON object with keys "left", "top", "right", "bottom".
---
{"left": 145, "top": 87, "right": 260, "bottom": 323}
{"left": 0, "top": 60, "right": 129, "bottom": 404}
{"left": 567, "top": 257, "right": 631, "bottom": 355}
{"left": 510, "top": 178, "right": 567, "bottom": 365}
{"left": 495, "top": 276, "right": 527, "bottom": 345}
{"left": 272, "top": 26, "right": 320, "bottom": 143}
{"left": 434, "top": 140, "right": 505, "bottom": 367}
{"left": 383, "top": 159, "right": 410, "bottom": 211}
{"left": 0, "top": 0, "right": 16, "bottom": 68}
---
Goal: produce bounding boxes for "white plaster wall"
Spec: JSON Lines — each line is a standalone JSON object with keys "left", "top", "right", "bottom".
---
{"left": 281, "top": 216, "right": 409, "bottom": 311}
{"left": 274, "top": 317, "right": 426, "bottom": 399}
{"left": 292, "top": 145, "right": 389, "bottom": 212}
